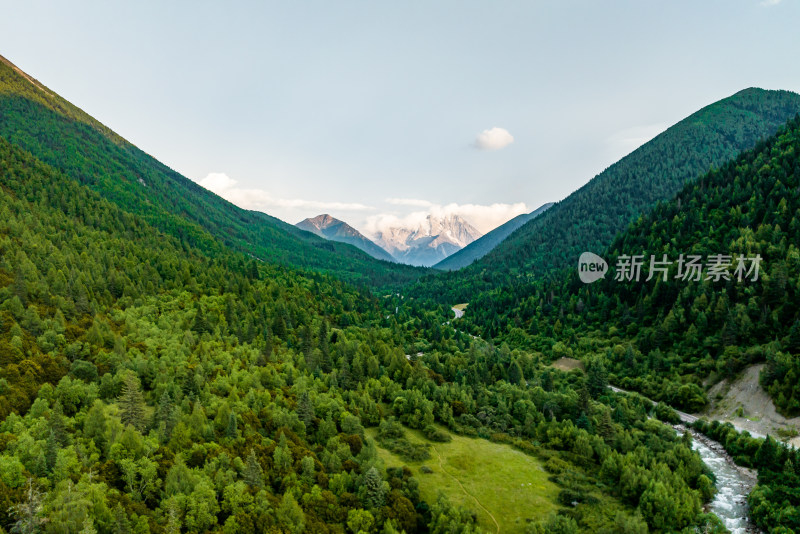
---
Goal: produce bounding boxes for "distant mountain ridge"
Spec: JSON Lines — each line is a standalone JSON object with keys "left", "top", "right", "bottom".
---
{"left": 373, "top": 213, "right": 482, "bottom": 267}
{"left": 434, "top": 202, "right": 554, "bottom": 270}
{"left": 296, "top": 214, "right": 395, "bottom": 262}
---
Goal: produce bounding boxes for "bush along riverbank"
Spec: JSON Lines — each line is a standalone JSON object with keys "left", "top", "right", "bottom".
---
{"left": 691, "top": 419, "right": 800, "bottom": 532}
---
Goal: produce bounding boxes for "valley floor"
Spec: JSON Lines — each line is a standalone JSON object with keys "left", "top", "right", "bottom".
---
{"left": 368, "top": 425, "right": 560, "bottom": 533}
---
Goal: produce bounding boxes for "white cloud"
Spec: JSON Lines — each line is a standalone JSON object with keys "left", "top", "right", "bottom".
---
{"left": 475, "top": 127, "right": 515, "bottom": 150}
{"left": 195, "top": 172, "right": 375, "bottom": 213}
{"left": 760, "top": 0, "right": 782, "bottom": 6}
{"left": 198, "top": 172, "right": 238, "bottom": 192}
{"left": 195, "top": 174, "right": 530, "bottom": 238}
{"left": 364, "top": 201, "right": 529, "bottom": 236}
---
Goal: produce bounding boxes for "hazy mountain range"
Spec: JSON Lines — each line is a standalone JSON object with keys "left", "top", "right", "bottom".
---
{"left": 295, "top": 214, "right": 395, "bottom": 262}
{"left": 372, "top": 213, "right": 482, "bottom": 267}
{"left": 433, "top": 202, "right": 554, "bottom": 270}
{"left": 298, "top": 212, "right": 489, "bottom": 267}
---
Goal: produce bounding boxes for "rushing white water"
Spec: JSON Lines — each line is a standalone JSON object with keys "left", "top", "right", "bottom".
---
{"left": 609, "top": 386, "right": 761, "bottom": 532}
{"left": 680, "top": 427, "right": 761, "bottom": 534}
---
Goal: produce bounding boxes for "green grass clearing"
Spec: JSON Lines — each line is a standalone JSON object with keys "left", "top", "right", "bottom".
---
{"left": 369, "top": 425, "right": 560, "bottom": 533}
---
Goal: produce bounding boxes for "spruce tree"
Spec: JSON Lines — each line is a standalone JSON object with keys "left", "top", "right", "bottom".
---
{"left": 44, "top": 430, "right": 58, "bottom": 474}
{"left": 586, "top": 357, "right": 609, "bottom": 398}
{"left": 296, "top": 391, "right": 315, "bottom": 429}
{"left": 362, "top": 467, "right": 386, "bottom": 509}
{"left": 226, "top": 412, "right": 238, "bottom": 439}
{"left": 508, "top": 360, "right": 523, "bottom": 385}
{"left": 156, "top": 391, "right": 177, "bottom": 442}
{"left": 119, "top": 373, "right": 146, "bottom": 432}
{"left": 49, "top": 400, "right": 67, "bottom": 445}
{"left": 243, "top": 449, "right": 264, "bottom": 488}
{"left": 788, "top": 319, "right": 800, "bottom": 353}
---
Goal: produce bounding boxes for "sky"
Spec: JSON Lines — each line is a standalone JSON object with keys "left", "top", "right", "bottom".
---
{"left": 2, "top": 1, "right": 799, "bottom": 237}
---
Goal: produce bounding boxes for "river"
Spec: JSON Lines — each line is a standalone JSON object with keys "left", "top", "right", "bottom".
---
{"left": 679, "top": 426, "right": 760, "bottom": 533}
{"left": 610, "top": 385, "right": 761, "bottom": 532}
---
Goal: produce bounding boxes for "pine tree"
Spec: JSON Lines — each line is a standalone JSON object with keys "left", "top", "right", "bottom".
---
{"left": 596, "top": 410, "right": 615, "bottom": 440}
{"left": 576, "top": 411, "right": 592, "bottom": 432}
{"left": 44, "top": 429, "right": 58, "bottom": 474}
{"left": 508, "top": 360, "right": 523, "bottom": 385}
{"left": 226, "top": 412, "right": 238, "bottom": 439}
{"left": 301, "top": 324, "right": 312, "bottom": 357}
{"left": 296, "top": 391, "right": 315, "bottom": 429}
{"left": 119, "top": 373, "right": 146, "bottom": 432}
{"left": 788, "top": 319, "right": 800, "bottom": 353}
{"left": 319, "top": 320, "right": 330, "bottom": 367}
{"left": 156, "top": 391, "right": 177, "bottom": 442}
{"left": 755, "top": 435, "right": 778, "bottom": 470}
{"left": 191, "top": 307, "right": 210, "bottom": 335}
{"left": 49, "top": 400, "right": 67, "bottom": 445}
{"left": 362, "top": 467, "right": 386, "bottom": 509}
{"left": 243, "top": 449, "right": 264, "bottom": 488}
{"left": 586, "top": 357, "right": 609, "bottom": 398}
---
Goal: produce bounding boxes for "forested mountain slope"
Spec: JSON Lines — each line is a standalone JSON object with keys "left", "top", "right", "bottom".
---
{"left": 0, "top": 128, "right": 731, "bottom": 532}
{"left": 433, "top": 203, "right": 553, "bottom": 271}
{"left": 417, "top": 88, "right": 800, "bottom": 301}
{"left": 0, "top": 54, "right": 423, "bottom": 288}
{"left": 461, "top": 116, "right": 800, "bottom": 419}
{"left": 4, "top": 52, "right": 796, "bottom": 534}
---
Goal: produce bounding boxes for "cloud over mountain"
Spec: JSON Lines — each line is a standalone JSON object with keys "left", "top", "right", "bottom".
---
{"left": 365, "top": 201, "right": 528, "bottom": 236}
{"left": 197, "top": 173, "right": 375, "bottom": 212}
{"left": 475, "top": 127, "right": 514, "bottom": 150}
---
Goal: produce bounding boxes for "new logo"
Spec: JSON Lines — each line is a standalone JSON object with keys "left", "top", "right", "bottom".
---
{"left": 578, "top": 252, "right": 608, "bottom": 284}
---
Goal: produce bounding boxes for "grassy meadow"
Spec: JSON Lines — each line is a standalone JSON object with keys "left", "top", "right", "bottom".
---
{"left": 368, "top": 425, "right": 560, "bottom": 533}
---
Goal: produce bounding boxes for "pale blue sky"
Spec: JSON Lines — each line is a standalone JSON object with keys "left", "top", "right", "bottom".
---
{"left": 2, "top": 1, "right": 799, "bottom": 235}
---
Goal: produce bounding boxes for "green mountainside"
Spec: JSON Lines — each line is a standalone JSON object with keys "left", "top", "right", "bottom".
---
{"left": 0, "top": 112, "right": 726, "bottom": 534}
{"left": 433, "top": 203, "right": 553, "bottom": 271}
{"left": 463, "top": 116, "right": 800, "bottom": 414}
{"left": 417, "top": 88, "right": 800, "bottom": 303}
{"left": 456, "top": 117, "right": 800, "bottom": 532}
{"left": 0, "top": 54, "right": 423, "bottom": 289}
{"left": 0, "top": 55, "right": 762, "bottom": 533}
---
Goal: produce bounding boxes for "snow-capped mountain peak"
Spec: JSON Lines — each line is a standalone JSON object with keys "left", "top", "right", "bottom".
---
{"left": 373, "top": 214, "right": 482, "bottom": 266}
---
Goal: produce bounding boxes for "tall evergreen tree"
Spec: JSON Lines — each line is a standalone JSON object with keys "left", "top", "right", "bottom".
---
{"left": 226, "top": 412, "right": 238, "bottom": 439}
{"left": 243, "top": 449, "right": 264, "bottom": 488}
{"left": 362, "top": 467, "right": 387, "bottom": 509}
{"left": 119, "top": 373, "right": 146, "bottom": 432}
